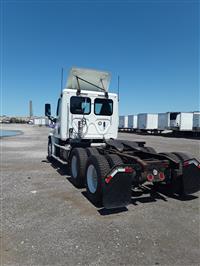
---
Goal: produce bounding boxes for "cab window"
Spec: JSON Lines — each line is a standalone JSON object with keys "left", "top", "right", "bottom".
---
{"left": 70, "top": 96, "right": 91, "bottom": 114}
{"left": 94, "top": 98, "right": 113, "bottom": 116}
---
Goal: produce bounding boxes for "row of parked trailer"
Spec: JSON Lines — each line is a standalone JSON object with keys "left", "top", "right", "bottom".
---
{"left": 119, "top": 112, "right": 200, "bottom": 132}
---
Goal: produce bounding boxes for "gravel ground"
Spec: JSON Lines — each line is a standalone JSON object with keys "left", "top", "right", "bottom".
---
{"left": 1, "top": 124, "right": 200, "bottom": 266}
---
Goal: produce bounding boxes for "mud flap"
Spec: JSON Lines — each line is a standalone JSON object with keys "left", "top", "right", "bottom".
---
{"left": 102, "top": 172, "right": 132, "bottom": 209}
{"left": 182, "top": 163, "right": 200, "bottom": 194}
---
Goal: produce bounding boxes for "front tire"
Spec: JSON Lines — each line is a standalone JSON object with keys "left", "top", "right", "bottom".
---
{"left": 47, "top": 138, "right": 53, "bottom": 161}
{"left": 86, "top": 155, "right": 110, "bottom": 206}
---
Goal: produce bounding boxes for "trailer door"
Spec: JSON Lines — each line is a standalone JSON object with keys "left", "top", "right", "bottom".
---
{"left": 180, "top": 113, "right": 193, "bottom": 131}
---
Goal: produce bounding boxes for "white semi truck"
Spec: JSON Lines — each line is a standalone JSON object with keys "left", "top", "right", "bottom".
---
{"left": 45, "top": 67, "right": 200, "bottom": 209}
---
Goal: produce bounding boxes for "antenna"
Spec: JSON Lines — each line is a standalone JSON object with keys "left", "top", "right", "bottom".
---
{"left": 118, "top": 75, "right": 120, "bottom": 102}
{"left": 61, "top": 67, "right": 64, "bottom": 93}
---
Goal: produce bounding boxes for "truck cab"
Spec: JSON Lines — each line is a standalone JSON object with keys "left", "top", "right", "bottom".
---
{"left": 53, "top": 89, "right": 118, "bottom": 141}
{"left": 47, "top": 67, "right": 118, "bottom": 142}
{"left": 45, "top": 67, "right": 119, "bottom": 163}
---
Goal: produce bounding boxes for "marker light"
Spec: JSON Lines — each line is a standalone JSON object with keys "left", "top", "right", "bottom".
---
{"left": 159, "top": 172, "right": 165, "bottom": 181}
{"left": 124, "top": 167, "right": 134, "bottom": 173}
{"left": 105, "top": 176, "right": 112, "bottom": 184}
{"left": 147, "top": 174, "right": 154, "bottom": 182}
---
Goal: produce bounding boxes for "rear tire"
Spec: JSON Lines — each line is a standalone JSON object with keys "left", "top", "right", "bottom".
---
{"left": 159, "top": 152, "right": 186, "bottom": 195}
{"left": 143, "top": 146, "right": 157, "bottom": 153}
{"left": 172, "top": 152, "right": 193, "bottom": 162}
{"left": 159, "top": 152, "right": 180, "bottom": 163}
{"left": 69, "top": 148, "right": 88, "bottom": 188}
{"left": 86, "top": 147, "right": 99, "bottom": 157}
{"left": 171, "top": 152, "right": 195, "bottom": 196}
{"left": 106, "top": 154, "right": 123, "bottom": 168}
{"left": 86, "top": 155, "right": 110, "bottom": 206}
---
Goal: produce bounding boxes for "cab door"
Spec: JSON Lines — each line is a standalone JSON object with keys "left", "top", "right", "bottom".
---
{"left": 54, "top": 98, "right": 61, "bottom": 138}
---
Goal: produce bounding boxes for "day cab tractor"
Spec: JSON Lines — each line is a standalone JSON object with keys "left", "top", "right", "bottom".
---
{"left": 45, "top": 67, "right": 200, "bottom": 209}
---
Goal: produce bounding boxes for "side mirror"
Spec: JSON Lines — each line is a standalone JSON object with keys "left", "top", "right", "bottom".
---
{"left": 45, "top": 103, "right": 51, "bottom": 117}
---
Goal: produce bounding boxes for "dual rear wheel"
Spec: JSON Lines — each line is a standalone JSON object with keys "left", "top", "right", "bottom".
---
{"left": 86, "top": 154, "right": 123, "bottom": 205}
{"left": 69, "top": 147, "right": 100, "bottom": 188}
{"left": 86, "top": 155, "right": 110, "bottom": 205}
{"left": 69, "top": 147, "right": 123, "bottom": 205}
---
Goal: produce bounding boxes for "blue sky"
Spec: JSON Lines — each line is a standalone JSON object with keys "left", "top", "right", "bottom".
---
{"left": 1, "top": 0, "right": 199, "bottom": 116}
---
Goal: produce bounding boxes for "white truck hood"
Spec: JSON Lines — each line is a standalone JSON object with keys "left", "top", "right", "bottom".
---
{"left": 66, "top": 67, "right": 111, "bottom": 92}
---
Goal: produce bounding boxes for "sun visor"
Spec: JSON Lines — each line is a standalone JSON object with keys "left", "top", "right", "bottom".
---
{"left": 66, "top": 67, "right": 111, "bottom": 92}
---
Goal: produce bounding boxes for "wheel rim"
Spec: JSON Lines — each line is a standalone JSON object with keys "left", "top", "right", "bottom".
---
{"left": 87, "top": 164, "right": 98, "bottom": 193}
{"left": 71, "top": 155, "right": 78, "bottom": 178}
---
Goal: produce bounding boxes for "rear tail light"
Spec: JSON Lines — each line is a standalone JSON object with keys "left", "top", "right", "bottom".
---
{"left": 147, "top": 174, "right": 154, "bottom": 182}
{"left": 159, "top": 172, "right": 165, "bottom": 181}
{"left": 124, "top": 166, "right": 134, "bottom": 173}
{"left": 105, "top": 166, "right": 134, "bottom": 184}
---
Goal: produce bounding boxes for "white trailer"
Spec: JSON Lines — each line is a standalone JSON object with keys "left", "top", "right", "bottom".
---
{"left": 158, "top": 113, "right": 170, "bottom": 131}
{"left": 124, "top": 116, "right": 128, "bottom": 128}
{"left": 33, "top": 117, "right": 50, "bottom": 126}
{"left": 193, "top": 112, "right": 200, "bottom": 131}
{"left": 119, "top": 115, "right": 128, "bottom": 129}
{"left": 170, "top": 112, "right": 193, "bottom": 131}
{"left": 119, "top": 116, "right": 124, "bottom": 128}
{"left": 169, "top": 112, "right": 180, "bottom": 129}
{"left": 128, "top": 115, "right": 138, "bottom": 130}
{"left": 137, "top": 113, "right": 158, "bottom": 131}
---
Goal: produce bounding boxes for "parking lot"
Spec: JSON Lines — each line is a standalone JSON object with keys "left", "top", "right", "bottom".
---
{"left": 1, "top": 124, "right": 200, "bottom": 266}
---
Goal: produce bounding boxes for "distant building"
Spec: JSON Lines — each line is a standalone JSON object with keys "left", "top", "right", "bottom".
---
{"left": 0, "top": 115, "right": 50, "bottom": 125}
{"left": 33, "top": 117, "right": 50, "bottom": 126}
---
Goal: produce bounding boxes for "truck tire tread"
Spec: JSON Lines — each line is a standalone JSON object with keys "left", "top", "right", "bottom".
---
{"left": 172, "top": 152, "right": 193, "bottom": 162}
{"left": 86, "top": 147, "right": 99, "bottom": 157}
{"left": 86, "top": 155, "right": 110, "bottom": 206}
{"left": 106, "top": 154, "right": 123, "bottom": 168}
{"left": 159, "top": 152, "right": 180, "bottom": 163}
{"left": 70, "top": 148, "right": 88, "bottom": 188}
